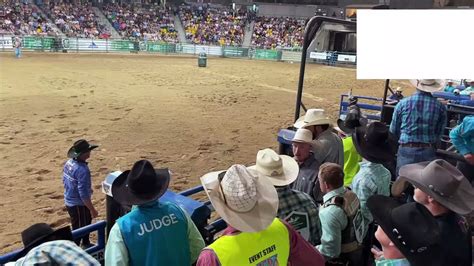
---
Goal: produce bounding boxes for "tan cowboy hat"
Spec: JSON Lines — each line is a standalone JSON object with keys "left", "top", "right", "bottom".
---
{"left": 248, "top": 148, "right": 299, "bottom": 186}
{"left": 409, "top": 79, "right": 445, "bottom": 93}
{"left": 392, "top": 159, "right": 474, "bottom": 215}
{"left": 294, "top": 109, "right": 331, "bottom": 129}
{"left": 292, "top": 128, "right": 313, "bottom": 144}
{"left": 395, "top": 87, "right": 403, "bottom": 92}
{"left": 200, "top": 164, "right": 278, "bottom": 232}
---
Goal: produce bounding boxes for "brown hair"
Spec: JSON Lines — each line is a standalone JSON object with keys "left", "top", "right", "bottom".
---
{"left": 319, "top": 162, "right": 344, "bottom": 188}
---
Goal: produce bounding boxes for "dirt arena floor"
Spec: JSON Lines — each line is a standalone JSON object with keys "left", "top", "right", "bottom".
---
{"left": 0, "top": 52, "right": 412, "bottom": 253}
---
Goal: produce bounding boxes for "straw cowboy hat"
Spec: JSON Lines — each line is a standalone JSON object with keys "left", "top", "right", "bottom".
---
{"left": 294, "top": 109, "right": 331, "bottom": 129}
{"left": 201, "top": 164, "right": 279, "bottom": 232}
{"left": 367, "top": 195, "right": 442, "bottom": 266}
{"left": 67, "top": 139, "right": 99, "bottom": 158}
{"left": 409, "top": 79, "right": 445, "bottom": 93}
{"left": 352, "top": 121, "right": 397, "bottom": 164}
{"left": 395, "top": 87, "right": 403, "bottom": 92}
{"left": 391, "top": 159, "right": 474, "bottom": 215}
{"left": 248, "top": 148, "right": 299, "bottom": 187}
{"left": 112, "top": 160, "right": 170, "bottom": 206}
{"left": 292, "top": 128, "right": 313, "bottom": 144}
{"left": 14, "top": 223, "right": 72, "bottom": 260}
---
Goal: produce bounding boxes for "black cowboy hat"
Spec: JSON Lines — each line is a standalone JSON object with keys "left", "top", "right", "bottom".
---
{"left": 14, "top": 223, "right": 72, "bottom": 260}
{"left": 367, "top": 195, "right": 442, "bottom": 266}
{"left": 352, "top": 121, "right": 397, "bottom": 164}
{"left": 67, "top": 139, "right": 99, "bottom": 158}
{"left": 337, "top": 105, "right": 368, "bottom": 134}
{"left": 111, "top": 160, "right": 170, "bottom": 206}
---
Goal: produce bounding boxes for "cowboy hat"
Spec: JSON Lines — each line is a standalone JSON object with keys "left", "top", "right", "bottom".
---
{"left": 111, "top": 160, "right": 170, "bottom": 206}
{"left": 14, "top": 223, "right": 72, "bottom": 260}
{"left": 393, "top": 159, "right": 474, "bottom": 215}
{"left": 200, "top": 164, "right": 279, "bottom": 232}
{"left": 352, "top": 121, "right": 397, "bottom": 164}
{"left": 292, "top": 128, "right": 313, "bottom": 144}
{"left": 248, "top": 148, "right": 299, "bottom": 186}
{"left": 395, "top": 87, "right": 403, "bottom": 92}
{"left": 367, "top": 195, "right": 442, "bottom": 266}
{"left": 409, "top": 79, "right": 445, "bottom": 93}
{"left": 67, "top": 139, "right": 99, "bottom": 158}
{"left": 336, "top": 105, "right": 368, "bottom": 134}
{"left": 294, "top": 109, "right": 331, "bottom": 129}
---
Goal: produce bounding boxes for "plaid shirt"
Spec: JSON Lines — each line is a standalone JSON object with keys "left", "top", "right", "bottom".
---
{"left": 375, "top": 258, "right": 411, "bottom": 266}
{"left": 9, "top": 240, "right": 100, "bottom": 265}
{"left": 276, "top": 186, "right": 321, "bottom": 245}
{"left": 351, "top": 161, "right": 391, "bottom": 238}
{"left": 389, "top": 91, "right": 447, "bottom": 144}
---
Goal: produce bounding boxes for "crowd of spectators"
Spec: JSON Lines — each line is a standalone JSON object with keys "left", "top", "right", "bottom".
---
{"left": 251, "top": 16, "right": 305, "bottom": 49}
{"left": 0, "top": 1, "right": 57, "bottom": 36}
{"left": 43, "top": 2, "right": 110, "bottom": 39}
{"left": 102, "top": 4, "right": 177, "bottom": 42}
{"left": 179, "top": 5, "right": 247, "bottom": 46}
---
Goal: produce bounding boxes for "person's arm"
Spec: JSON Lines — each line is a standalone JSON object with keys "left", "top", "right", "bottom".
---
{"left": 184, "top": 210, "right": 206, "bottom": 263}
{"left": 282, "top": 220, "right": 325, "bottom": 266}
{"left": 104, "top": 223, "right": 129, "bottom": 266}
{"left": 77, "top": 168, "right": 98, "bottom": 217}
{"left": 316, "top": 207, "right": 347, "bottom": 259}
{"left": 450, "top": 122, "right": 470, "bottom": 155}
{"left": 196, "top": 249, "right": 221, "bottom": 266}
{"left": 356, "top": 179, "right": 377, "bottom": 225}
{"left": 389, "top": 103, "right": 401, "bottom": 139}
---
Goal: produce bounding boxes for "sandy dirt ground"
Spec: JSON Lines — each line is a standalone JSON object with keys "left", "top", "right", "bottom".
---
{"left": 0, "top": 52, "right": 412, "bottom": 253}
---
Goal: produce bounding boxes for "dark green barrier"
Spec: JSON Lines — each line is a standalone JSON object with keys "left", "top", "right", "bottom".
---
{"left": 111, "top": 40, "right": 134, "bottom": 51}
{"left": 254, "top": 49, "right": 281, "bottom": 60}
{"left": 23, "top": 36, "right": 54, "bottom": 50}
{"left": 223, "top": 47, "right": 248, "bottom": 57}
{"left": 147, "top": 42, "right": 176, "bottom": 53}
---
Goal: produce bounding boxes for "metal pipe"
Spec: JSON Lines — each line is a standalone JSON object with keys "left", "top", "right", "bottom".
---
{"left": 381, "top": 79, "right": 390, "bottom": 121}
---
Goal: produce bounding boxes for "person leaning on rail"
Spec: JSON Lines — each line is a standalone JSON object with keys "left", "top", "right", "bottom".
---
{"left": 197, "top": 164, "right": 325, "bottom": 266}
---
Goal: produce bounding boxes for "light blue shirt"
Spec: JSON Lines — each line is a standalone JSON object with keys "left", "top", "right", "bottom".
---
{"left": 376, "top": 258, "right": 411, "bottom": 266}
{"left": 105, "top": 203, "right": 205, "bottom": 266}
{"left": 351, "top": 161, "right": 391, "bottom": 238}
{"left": 450, "top": 115, "right": 474, "bottom": 155}
{"left": 317, "top": 186, "right": 347, "bottom": 258}
{"left": 459, "top": 86, "right": 474, "bottom": 95}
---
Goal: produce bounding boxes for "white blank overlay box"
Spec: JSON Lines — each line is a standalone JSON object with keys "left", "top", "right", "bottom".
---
{"left": 357, "top": 9, "right": 474, "bottom": 79}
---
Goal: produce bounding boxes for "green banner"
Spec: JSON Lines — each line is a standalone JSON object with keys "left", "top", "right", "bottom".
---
{"left": 254, "top": 49, "right": 281, "bottom": 60}
{"left": 223, "top": 47, "right": 248, "bottom": 57}
{"left": 23, "top": 36, "right": 54, "bottom": 50}
{"left": 111, "top": 40, "right": 134, "bottom": 51}
{"left": 146, "top": 42, "right": 176, "bottom": 53}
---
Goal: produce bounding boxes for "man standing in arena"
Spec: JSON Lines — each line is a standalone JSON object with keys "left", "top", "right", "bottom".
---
{"left": 14, "top": 36, "right": 22, "bottom": 58}
{"left": 294, "top": 109, "right": 344, "bottom": 167}
{"left": 389, "top": 79, "right": 447, "bottom": 175}
{"left": 63, "top": 139, "right": 99, "bottom": 248}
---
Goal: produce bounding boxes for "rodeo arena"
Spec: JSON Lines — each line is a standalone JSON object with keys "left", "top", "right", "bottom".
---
{"left": 1, "top": 0, "right": 474, "bottom": 265}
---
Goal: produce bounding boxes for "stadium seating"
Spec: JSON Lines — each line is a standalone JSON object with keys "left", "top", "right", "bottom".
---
{"left": 102, "top": 4, "right": 177, "bottom": 42}
{"left": 42, "top": 2, "right": 110, "bottom": 39}
{"left": 251, "top": 16, "right": 305, "bottom": 49}
{"left": 0, "top": 1, "right": 56, "bottom": 36}
{"left": 179, "top": 5, "right": 247, "bottom": 46}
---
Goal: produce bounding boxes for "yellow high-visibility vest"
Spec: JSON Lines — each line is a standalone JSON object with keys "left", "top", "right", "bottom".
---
{"left": 208, "top": 218, "right": 290, "bottom": 266}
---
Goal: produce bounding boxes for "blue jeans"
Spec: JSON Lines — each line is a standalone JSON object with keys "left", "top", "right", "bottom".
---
{"left": 396, "top": 146, "right": 436, "bottom": 176}
{"left": 15, "top": 48, "right": 21, "bottom": 58}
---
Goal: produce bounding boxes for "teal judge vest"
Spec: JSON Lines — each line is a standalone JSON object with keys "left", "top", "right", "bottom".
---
{"left": 117, "top": 201, "right": 190, "bottom": 266}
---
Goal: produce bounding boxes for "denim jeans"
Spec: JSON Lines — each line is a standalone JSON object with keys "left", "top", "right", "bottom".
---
{"left": 15, "top": 48, "right": 21, "bottom": 58}
{"left": 396, "top": 146, "right": 437, "bottom": 176}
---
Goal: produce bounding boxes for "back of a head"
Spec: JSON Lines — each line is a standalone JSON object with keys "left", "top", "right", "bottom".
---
{"left": 319, "top": 162, "right": 344, "bottom": 189}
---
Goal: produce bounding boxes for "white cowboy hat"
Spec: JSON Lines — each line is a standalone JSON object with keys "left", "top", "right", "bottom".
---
{"left": 200, "top": 165, "right": 278, "bottom": 232}
{"left": 409, "top": 79, "right": 445, "bottom": 93}
{"left": 248, "top": 148, "right": 299, "bottom": 187}
{"left": 395, "top": 87, "right": 403, "bottom": 92}
{"left": 294, "top": 109, "right": 331, "bottom": 129}
{"left": 292, "top": 128, "right": 313, "bottom": 144}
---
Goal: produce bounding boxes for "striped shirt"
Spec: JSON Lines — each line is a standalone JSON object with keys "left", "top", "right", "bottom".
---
{"left": 389, "top": 91, "right": 447, "bottom": 144}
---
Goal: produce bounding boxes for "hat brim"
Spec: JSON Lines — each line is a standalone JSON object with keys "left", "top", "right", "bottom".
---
{"left": 111, "top": 168, "right": 170, "bottom": 206}
{"left": 67, "top": 144, "right": 99, "bottom": 158}
{"left": 13, "top": 226, "right": 72, "bottom": 261}
{"left": 294, "top": 116, "right": 331, "bottom": 129}
{"left": 337, "top": 117, "right": 368, "bottom": 134}
{"left": 367, "top": 196, "right": 441, "bottom": 266}
{"left": 409, "top": 80, "right": 445, "bottom": 93}
{"left": 248, "top": 155, "right": 299, "bottom": 187}
{"left": 352, "top": 126, "right": 397, "bottom": 164}
{"left": 399, "top": 162, "right": 474, "bottom": 215}
{"left": 201, "top": 169, "right": 279, "bottom": 232}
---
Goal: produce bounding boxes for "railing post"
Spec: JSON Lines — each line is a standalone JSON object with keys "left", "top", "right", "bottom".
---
{"left": 76, "top": 37, "right": 78, "bottom": 53}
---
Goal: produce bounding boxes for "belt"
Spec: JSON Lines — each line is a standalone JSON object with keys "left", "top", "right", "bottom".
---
{"left": 400, "top": 142, "right": 434, "bottom": 148}
{"left": 341, "top": 241, "right": 361, "bottom": 253}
